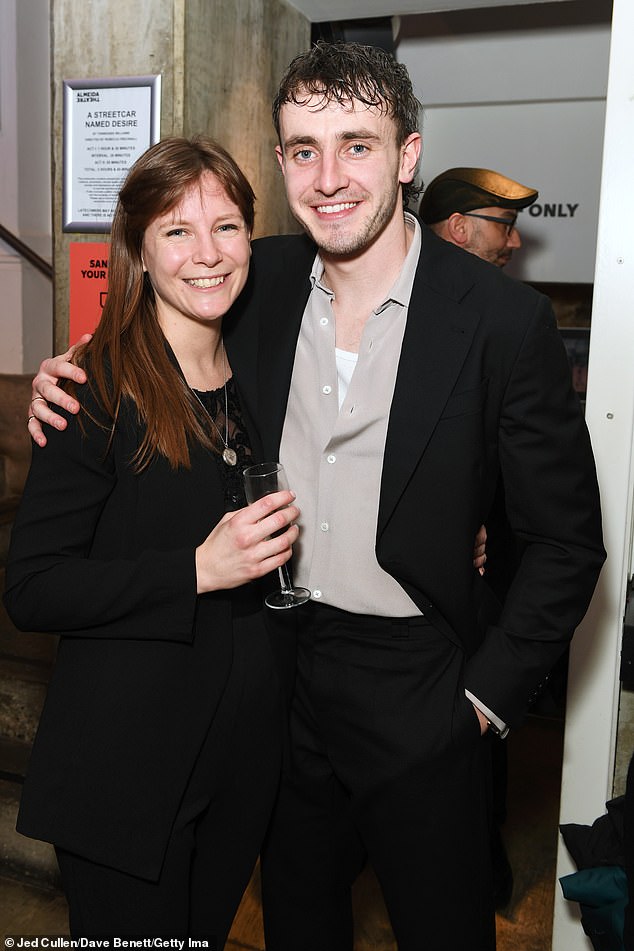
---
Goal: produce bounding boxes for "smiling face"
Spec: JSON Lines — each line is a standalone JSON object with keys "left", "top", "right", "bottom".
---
{"left": 141, "top": 171, "right": 251, "bottom": 336}
{"left": 275, "top": 94, "right": 421, "bottom": 259}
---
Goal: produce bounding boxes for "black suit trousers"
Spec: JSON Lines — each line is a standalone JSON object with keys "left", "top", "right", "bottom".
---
{"left": 56, "top": 609, "right": 282, "bottom": 947}
{"left": 261, "top": 601, "right": 496, "bottom": 951}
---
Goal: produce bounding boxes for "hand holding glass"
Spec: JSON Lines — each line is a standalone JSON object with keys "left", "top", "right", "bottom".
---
{"left": 243, "top": 462, "right": 311, "bottom": 610}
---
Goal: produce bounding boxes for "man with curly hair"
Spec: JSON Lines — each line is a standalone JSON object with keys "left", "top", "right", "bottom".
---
{"left": 252, "top": 43, "right": 602, "bottom": 950}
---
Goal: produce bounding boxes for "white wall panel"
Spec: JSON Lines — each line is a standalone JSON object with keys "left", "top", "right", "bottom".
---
{"left": 418, "top": 99, "right": 606, "bottom": 283}
{"left": 554, "top": 0, "right": 634, "bottom": 945}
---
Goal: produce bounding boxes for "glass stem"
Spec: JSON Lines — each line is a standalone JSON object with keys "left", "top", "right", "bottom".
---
{"left": 278, "top": 565, "right": 294, "bottom": 595}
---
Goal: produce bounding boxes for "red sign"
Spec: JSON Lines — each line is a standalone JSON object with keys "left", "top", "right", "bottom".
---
{"left": 69, "top": 242, "right": 110, "bottom": 344}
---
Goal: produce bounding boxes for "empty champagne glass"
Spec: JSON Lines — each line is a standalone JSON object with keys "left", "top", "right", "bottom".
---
{"left": 243, "top": 462, "right": 311, "bottom": 610}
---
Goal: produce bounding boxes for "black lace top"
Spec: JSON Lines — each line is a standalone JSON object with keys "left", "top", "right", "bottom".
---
{"left": 192, "top": 377, "right": 254, "bottom": 512}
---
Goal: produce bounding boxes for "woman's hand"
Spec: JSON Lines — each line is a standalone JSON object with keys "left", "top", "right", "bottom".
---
{"left": 28, "top": 334, "right": 93, "bottom": 447}
{"left": 195, "top": 490, "right": 300, "bottom": 593}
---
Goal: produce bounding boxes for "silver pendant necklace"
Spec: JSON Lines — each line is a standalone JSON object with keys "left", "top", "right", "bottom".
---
{"left": 190, "top": 342, "right": 237, "bottom": 467}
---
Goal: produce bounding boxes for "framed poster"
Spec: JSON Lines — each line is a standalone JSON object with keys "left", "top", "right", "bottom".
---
{"left": 63, "top": 75, "right": 161, "bottom": 233}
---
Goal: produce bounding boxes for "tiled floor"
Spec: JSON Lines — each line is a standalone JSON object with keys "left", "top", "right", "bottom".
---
{"left": 0, "top": 715, "right": 565, "bottom": 950}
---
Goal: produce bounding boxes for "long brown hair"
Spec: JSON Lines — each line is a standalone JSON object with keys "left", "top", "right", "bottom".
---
{"left": 72, "top": 135, "right": 255, "bottom": 470}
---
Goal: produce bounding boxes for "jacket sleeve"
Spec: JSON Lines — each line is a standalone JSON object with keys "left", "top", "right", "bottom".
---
{"left": 3, "top": 394, "right": 199, "bottom": 642}
{"left": 464, "top": 294, "right": 606, "bottom": 726}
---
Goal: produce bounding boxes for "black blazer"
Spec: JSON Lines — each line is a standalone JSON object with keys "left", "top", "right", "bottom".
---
{"left": 225, "top": 224, "right": 605, "bottom": 728}
{"left": 3, "top": 383, "right": 267, "bottom": 880}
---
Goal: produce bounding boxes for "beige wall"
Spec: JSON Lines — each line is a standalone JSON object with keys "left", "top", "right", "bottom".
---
{"left": 51, "top": 0, "right": 309, "bottom": 350}
{"left": 0, "top": 0, "right": 53, "bottom": 373}
{"left": 183, "top": 0, "right": 307, "bottom": 239}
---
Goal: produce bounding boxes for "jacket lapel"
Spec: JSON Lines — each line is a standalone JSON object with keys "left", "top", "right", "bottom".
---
{"left": 255, "top": 241, "right": 314, "bottom": 460}
{"left": 377, "top": 231, "right": 482, "bottom": 537}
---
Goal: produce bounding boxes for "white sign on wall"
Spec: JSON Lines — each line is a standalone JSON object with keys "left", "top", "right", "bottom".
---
{"left": 63, "top": 75, "right": 161, "bottom": 233}
{"left": 417, "top": 99, "right": 606, "bottom": 284}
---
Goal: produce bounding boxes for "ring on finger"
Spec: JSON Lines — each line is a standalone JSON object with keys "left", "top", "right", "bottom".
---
{"left": 32, "top": 396, "right": 47, "bottom": 405}
{"left": 27, "top": 414, "right": 35, "bottom": 423}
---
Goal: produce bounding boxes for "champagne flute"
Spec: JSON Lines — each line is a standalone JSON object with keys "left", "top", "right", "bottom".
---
{"left": 243, "top": 462, "right": 311, "bottom": 610}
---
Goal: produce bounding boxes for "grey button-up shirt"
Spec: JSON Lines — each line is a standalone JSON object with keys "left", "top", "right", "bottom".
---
{"left": 279, "top": 213, "right": 421, "bottom": 617}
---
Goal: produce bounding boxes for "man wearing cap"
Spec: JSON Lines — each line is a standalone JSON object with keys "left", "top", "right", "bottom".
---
{"left": 420, "top": 167, "right": 538, "bottom": 268}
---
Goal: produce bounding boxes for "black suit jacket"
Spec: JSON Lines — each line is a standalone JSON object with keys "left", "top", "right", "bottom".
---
{"left": 225, "top": 224, "right": 605, "bottom": 728}
{"left": 3, "top": 385, "right": 267, "bottom": 879}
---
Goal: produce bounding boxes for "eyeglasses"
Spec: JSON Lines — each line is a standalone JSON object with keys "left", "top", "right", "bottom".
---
{"left": 463, "top": 212, "right": 518, "bottom": 236}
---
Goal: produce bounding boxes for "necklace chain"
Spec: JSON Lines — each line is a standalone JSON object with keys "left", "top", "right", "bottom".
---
{"left": 189, "top": 341, "right": 237, "bottom": 466}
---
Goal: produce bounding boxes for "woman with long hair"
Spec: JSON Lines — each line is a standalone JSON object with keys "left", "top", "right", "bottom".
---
{"left": 4, "top": 136, "right": 298, "bottom": 943}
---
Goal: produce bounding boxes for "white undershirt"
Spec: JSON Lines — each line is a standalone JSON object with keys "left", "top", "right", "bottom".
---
{"left": 335, "top": 347, "right": 358, "bottom": 410}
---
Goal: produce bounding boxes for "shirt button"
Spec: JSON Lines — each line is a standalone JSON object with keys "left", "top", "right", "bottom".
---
{"left": 320, "top": 317, "right": 329, "bottom": 326}
{"left": 327, "top": 454, "right": 336, "bottom": 464}
{"left": 313, "top": 589, "right": 323, "bottom": 599}
{"left": 320, "top": 522, "right": 329, "bottom": 532}
{"left": 322, "top": 385, "right": 332, "bottom": 395}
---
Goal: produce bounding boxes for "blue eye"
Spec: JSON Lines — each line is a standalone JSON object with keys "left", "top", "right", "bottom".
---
{"left": 216, "top": 222, "right": 246, "bottom": 237}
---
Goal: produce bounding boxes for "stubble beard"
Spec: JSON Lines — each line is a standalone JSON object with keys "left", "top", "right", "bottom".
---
{"left": 293, "top": 186, "right": 402, "bottom": 258}
{"left": 466, "top": 225, "right": 510, "bottom": 269}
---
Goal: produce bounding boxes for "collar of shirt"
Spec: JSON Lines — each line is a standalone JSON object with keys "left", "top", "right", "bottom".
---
{"left": 309, "top": 212, "right": 422, "bottom": 314}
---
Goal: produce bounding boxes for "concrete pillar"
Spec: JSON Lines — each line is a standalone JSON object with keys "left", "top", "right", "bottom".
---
{"left": 0, "top": 0, "right": 52, "bottom": 373}
{"left": 51, "top": 0, "right": 309, "bottom": 350}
